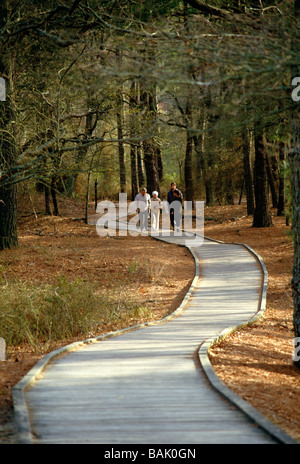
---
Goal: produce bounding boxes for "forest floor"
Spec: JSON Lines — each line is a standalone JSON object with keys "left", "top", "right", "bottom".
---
{"left": 204, "top": 205, "right": 299, "bottom": 443}
{"left": 0, "top": 194, "right": 298, "bottom": 444}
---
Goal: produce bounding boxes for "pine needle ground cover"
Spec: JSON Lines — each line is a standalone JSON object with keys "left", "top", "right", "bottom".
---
{"left": 0, "top": 195, "right": 298, "bottom": 443}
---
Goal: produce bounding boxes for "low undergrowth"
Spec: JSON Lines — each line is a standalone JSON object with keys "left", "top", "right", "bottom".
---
{"left": 0, "top": 274, "right": 152, "bottom": 353}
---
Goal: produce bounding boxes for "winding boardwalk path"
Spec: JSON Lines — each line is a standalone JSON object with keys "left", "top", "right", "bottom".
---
{"left": 13, "top": 231, "right": 296, "bottom": 444}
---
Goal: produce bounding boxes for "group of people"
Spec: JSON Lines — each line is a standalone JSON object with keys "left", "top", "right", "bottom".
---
{"left": 134, "top": 182, "right": 183, "bottom": 233}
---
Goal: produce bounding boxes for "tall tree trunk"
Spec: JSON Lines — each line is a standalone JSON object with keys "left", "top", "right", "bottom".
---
{"left": 194, "top": 135, "right": 202, "bottom": 186}
{"left": 73, "top": 91, "right": 98, "bottom": 191}
{"left": 0, "top": 41, "right": 18, "bottom": 250}
{"left": 252, "top": 123, "right": 273, "bottom": 227}
{"left": 134, "top": 81, "right": 144, "bottom": 188}
{"left": 84, "top": 169, "right": 91, "bottom": 224}
{"left": 205, "top": 179, "right": 215, "bottom": 206}
{"left": 199, "top": 144, "right": 215, "bottom": 207}
{"left": 290, "top": 138, "right": 300, "bottom": 349}
{"left": 242, "top": 127, "right": 255, "bottom": 215}
{"left": 45, "top": 183, "right": 51, "bottom": 215}
{"left": 184, "top": 99, "right": 194, "bottom": 202}
{"left": 266, "top": 150, "right": 278, "bottom": 209}
{"left": 277, "top": 141, "right": 286, "bottom": 217}
{"left": 194, "top": 132, "right": 211, "bottom": 203}
{"left": 137, "top": 142, "right": 144, "bottom": 188}
{"left": 225, "top": 176, "right": 235, "bottom": 205}
{"left": 129, "top": 81, "right": 139, "bottom": 200}
{"left": 185, "top": 133, "right": 194, "bottom": 202}
{"left": 115, "top": 48, "right": 126, "bottom": 192}
{"left": 156, "top": 145, "right": 163, "bottom": 182}
{"left": 143, "top": 139, "right": 160, "bottom": 195}
{"left": 0, "top": 137, "right": 18, "bottom": 250}
{"left": 291, "top": 0, "right": 300, "bottom": 360}
{"left": 194, "top": 107, "right": 209, "bottom": 201}
{"left": 51, "top": 176, "right": 59, "bottom": 216}
{"left": 203, "top": 132, "right": 215, "bottom": 207}
{"left": 140, "top": 84, "right": 160, "bottom": 194}
{"left": 195, "top": 108, "right": 206, "bottom": 183}
{"left": 117, "top": 86, "right": 126, "bottom": 193}
{"left": 41, "top": 149, "right": 52, "bottom": 215}
{"left": 130, "top": 144, "right": 139, "bottom": 201}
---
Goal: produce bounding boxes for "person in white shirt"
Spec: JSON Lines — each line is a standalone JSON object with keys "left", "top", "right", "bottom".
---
{"left": 151, "top": 191, "right": 162, "bottom": 232}
{"left": 134, "top": 187, "right": 151, "bottom": 232}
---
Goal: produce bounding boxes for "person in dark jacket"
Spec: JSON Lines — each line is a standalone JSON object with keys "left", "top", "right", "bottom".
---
{"left": 167, "top": 182, "right": 183, "bottom": 231}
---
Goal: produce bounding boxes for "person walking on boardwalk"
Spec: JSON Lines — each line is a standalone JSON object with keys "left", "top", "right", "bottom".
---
{"left": 167, "top": 182, "right": 183, "bottom": 232}
{"left": 134, "top": 187, "right": 151, "bottom": 233}
{"left": 151, "top": 191, "right": 162, "bottom": 232}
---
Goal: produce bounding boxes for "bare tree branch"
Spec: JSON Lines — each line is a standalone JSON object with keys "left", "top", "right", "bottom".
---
{"left": 36, "top": 29, "right": 77, "bottom": 47}
{"left": 183, "top": 0, "right": 240, "bottom": 19}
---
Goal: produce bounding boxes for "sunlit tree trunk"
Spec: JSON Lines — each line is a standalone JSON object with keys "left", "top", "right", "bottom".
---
{"left": 129, "top": 81, "right": 139, "bottom": 200}
{"left": 242, "top": 127, "right": 254, "bottom": 215}
{"left": 117, "top": 86, "right": 126, "bottom": 193}
{"left": 140, "top": 84, "right": 160, "bottom": 194}
{"left": 184, "top": 98, "right": 194, "bottom": 203}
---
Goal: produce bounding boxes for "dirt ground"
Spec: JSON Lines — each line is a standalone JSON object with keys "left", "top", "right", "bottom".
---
{"left": 0, "top": 195, "right": 298, "bottom": 444}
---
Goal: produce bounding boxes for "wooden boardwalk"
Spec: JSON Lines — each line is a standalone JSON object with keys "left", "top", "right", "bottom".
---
{"left": 13, "top": 232, "right": 296, "bottom": 444}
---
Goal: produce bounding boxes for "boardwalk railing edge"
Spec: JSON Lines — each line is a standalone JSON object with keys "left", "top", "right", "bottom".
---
{"left": 12, "top": 242, "right": 200, "bottom": 444}
{"left": 197, "top": 234, "right": 299, "bottom": 445}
